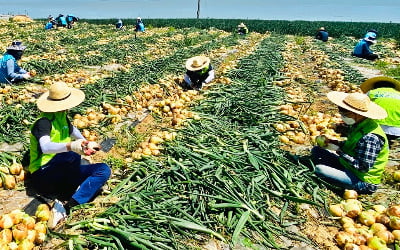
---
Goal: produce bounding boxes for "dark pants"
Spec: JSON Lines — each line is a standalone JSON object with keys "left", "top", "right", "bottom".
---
{"left": 351, "top": 52, "right": 379, "bottom": 61}
{"left": 30, "top": 151, "right": 111, "bottom": 204}
{"left": 311, "top": 146, "right": 378, "bottom": 194}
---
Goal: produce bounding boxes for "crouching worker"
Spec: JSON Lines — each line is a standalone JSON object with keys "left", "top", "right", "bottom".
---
{"left": 0, "top": 41, "right": 31, "bottom": 84}
{"left": 28, "top": 82, "right": 111, "bottom": 228}
{"left": 183, "top": 56, "right": 215, "bottom": 90}
{"left": 311, "top": 91, "right": 389, "bottom": 194}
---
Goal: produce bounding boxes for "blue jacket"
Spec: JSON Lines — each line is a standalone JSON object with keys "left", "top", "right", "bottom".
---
{"left": 353, "top": 39, "right": 373, "bottom": 57}
{"left": 315, "top": 30, "right": 329, "bottom": 42}
{"left": 57, "top": 16, "right": 67, "bottom": 26}
{"left": 135, "top": 22, "right": 145, "bottom": 32}
{"left": 45, "top": 22, "right": 53, "bottom": 30}
{"left": 0, "top": 53, "right": 27, "bottom": 84}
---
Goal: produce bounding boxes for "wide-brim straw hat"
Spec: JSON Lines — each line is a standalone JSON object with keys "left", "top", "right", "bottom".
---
{"left": 37, "top": 82, "right": 85, "bottom": 112}
{"left": 360, "top": 76, "right": 400, "bottom": 93}
{"left": 238, "top": 23, "right": 246, "bottom": 28}
{"left": 6, "top": 41, "right": 26, "bottom": 51}
{"left": 327, "top": 91, "right": 387, "bottom": 120}
{"left": 185, "top": 55, "right": 210, "bottom": 71}
{"left": 319, "top": 27, "right": 325, "bottom": 31}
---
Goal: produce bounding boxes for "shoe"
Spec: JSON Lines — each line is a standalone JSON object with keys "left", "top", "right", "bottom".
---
{"left": 47, "top": 199, "right": 67, "bottom": 229}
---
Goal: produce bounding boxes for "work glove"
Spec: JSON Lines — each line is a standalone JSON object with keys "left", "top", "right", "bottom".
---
{"left": 22, "top": 73, "right": 31, "bottom": 79}
{"left": 83, "top": 141, "right": 100, "bottom": 156}
{"left": 70, "top": 139, "right": 86, "bottom": 155}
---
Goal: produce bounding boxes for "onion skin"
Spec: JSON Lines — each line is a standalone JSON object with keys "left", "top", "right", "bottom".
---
{"left": 375, "top": 214, "right": 390, "bottom": 226}
{"left": 335, "top": 231, "right": 354, "bottom": 247}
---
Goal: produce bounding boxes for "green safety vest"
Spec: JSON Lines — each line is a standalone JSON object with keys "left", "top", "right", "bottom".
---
{"left": 29, "top": 112, "right": 71, "bottom": 174}
{"left": 339, "top": 118, "right": 389, "bottom": 184}
{"left": 368, "top": 87, "right": 400, "bottom": 127}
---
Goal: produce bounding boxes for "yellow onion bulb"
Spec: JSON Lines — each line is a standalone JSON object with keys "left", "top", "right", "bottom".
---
{"left": 374, "top": 230, "right": 394, "bottom": 244}
{"left": 392, "top": 229, "right": 400, "bottom": 240}
{"left": 0, "top": 228, "right": 12, "bottom": 243}
{"left": 34, "top": 222, "right": 47, "bottom": 234}
{"left": 343, "top": 190, "right": 358, "bottom": 200}
{"left": 329, "top": 204, "right": 345, "bottom": 217}
{"left": 12, "top": 223, "right": 28, "bottom": 242}
{"left": 0, "top": 214, "right": 14, "bottom": 229}
{"left": 389, "top": 216, "right": 400, "bottom": 230}
{"left": 387, "top": 205, "right": 400, "bottom": 217}
{"left": 367, "top": 235, "right": 387, "bottom": 250}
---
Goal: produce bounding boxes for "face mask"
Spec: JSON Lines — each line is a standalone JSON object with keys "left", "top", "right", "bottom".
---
{"left": 341, "top": 115, "right": 356, "bottom": 125}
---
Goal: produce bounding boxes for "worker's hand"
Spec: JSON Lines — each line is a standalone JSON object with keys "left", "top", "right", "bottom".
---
{"left": 315, "top": 135, "right": 328, "bottom": 147}
{"left": 70, "top": 139, "right": 86, "bottom": 155}
{"left": 315, "top": 135, "right": 340, "bottom": 151}
{"left": 22, "top": 73, "right": 31, "bottom": 79}
{"left": 83, "top": 141, "right": 100, "bottom": 156}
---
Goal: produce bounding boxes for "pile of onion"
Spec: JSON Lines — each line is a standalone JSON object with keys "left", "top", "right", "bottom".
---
{"left": 329, "top": 190, "right": 400, "bottom": 249}
{"left": 0, "top": 206, "right": 49, "bottom": 249}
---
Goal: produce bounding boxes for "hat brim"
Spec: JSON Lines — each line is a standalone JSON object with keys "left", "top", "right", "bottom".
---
{"left": 7, "top": 45, "right": 27, "bottom": 51}
{"left": 364, "top": 38, "right": 377, "bottom": 44}
{"left": 37, "top": 88, "right": 85, "bottom": 112}
{"left": 185, "top": 56, "right": 210, "bottom": 71}
{"left": 360, "top": 76, "right": 400, "bottom": 93}
{"left": 327, "top": 91, "right": 387, "bottom": 120}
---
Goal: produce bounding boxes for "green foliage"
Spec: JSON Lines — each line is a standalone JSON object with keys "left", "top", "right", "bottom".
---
{"left": 76, "top": 18, "right": 400, "bottom": 39}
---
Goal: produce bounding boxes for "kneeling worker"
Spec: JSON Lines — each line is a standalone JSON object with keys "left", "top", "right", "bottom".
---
{"left": 184, "top": 55, "right": 215, "bottom": 90}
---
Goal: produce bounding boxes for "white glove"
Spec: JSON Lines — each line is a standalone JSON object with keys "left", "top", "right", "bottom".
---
{"left": 84, "top": 141, "right": 100, "bottom": 155}
{"left": 326, "top": 143, "right": 339, "bottom": 151}
{"left": 22, "top": 73, "right": 31, "bottom": 79}
{"left": 70, "top": 139, "right": 86, "bottom": 155}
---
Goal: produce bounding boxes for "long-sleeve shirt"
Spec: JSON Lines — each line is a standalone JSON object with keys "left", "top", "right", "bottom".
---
{"left": 338, "top": 133, "right": 385, "bottom": 173}
{"left": 0, "top": 53, "right": 27, "bottom": 84}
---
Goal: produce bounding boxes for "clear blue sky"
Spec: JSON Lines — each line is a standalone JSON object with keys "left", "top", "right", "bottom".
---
{"left": 1, "top": 0, "right": 400, "bottom": 23}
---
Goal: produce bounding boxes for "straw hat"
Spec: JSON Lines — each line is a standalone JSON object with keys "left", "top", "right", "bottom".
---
{"left": 319, "top": 27, "right": 325, "bottom": 31}
{"left": 37, "top": 82, "right": 85, "bottom": 112}
{"left": 6, "top": 41, "right": 26, "bottom": 51}
{"left": 360, "top": 76, "right": 400, "bottom": 93}
{"left": 238, "top": 23, "right": 246, "bottom": 28}
{"left": 327, "top": 91, "right": 387, "bottom": 120}
{"left": 185, "top": 56, "right": 210, "bottom": 71}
